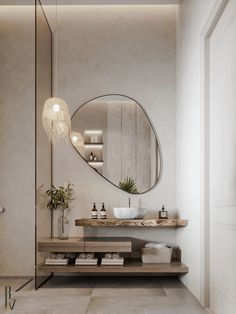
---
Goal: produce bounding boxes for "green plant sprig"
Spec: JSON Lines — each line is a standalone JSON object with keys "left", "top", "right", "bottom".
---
{"left": 118, "top": 177, "right": 139, "bottom": 194}
{"left": 46, "top": 182, "right": 74, "bottom": 211}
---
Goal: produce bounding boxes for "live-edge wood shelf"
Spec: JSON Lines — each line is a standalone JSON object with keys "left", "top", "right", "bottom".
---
{"left": 75, "top": 218, "right": 188, "bottom": 228}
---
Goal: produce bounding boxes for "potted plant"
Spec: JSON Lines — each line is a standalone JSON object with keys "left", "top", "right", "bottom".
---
{"left": 46, "top": 181, "right": 74, "bottom": 239}
{"left": 118, "top": 177, "right": 139, "bottom": 194}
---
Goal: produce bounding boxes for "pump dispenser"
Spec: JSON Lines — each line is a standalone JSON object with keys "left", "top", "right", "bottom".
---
{"left": 100, "top": 203, "right": 107, "bottom": 219}
{"left": 159, "top": 205, "right": 168, "bottom": 219}
{"left": 91, "top": 203, "right": 98, "bottom": 219}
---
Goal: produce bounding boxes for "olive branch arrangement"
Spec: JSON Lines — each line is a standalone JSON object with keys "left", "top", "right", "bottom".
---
{"left": 46, "top": 181, "right": 74, "bottom": 212}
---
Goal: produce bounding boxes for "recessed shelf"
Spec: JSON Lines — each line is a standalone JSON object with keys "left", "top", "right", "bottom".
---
{"left": 84, "top": 143, "right": 103, "bottom": 148}
{"left": 88, "top": 161, "right": 103, "bottom": 166}
{"left": 75, "top": 218, "right": 188, "bottom": 228}
{"left": 84, "top": 143, "right": 103, "bottom": 145}
{"left": 84, "top": 130, "right": 103, "bottom": 134}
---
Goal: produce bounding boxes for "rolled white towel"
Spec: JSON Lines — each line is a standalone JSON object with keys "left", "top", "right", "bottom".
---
{"left": 105, "top": 253, "right": 112, "bottom": 259}
{"left": 49, "top": 253, "right": 57, "bottom": 259}
{"left": 79, "top": 253, "right": 86, "bottom": 259}
{"left": 145, "top": 243, "right": 166, "bottom": 249}
{"left": 112, "top": 253, "right": 120, "bottom": 260}
{"left": 86, "top": 253, "right": 94, "bottom": 260}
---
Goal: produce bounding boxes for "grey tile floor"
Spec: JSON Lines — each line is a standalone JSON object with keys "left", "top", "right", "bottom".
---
{"left": 0, "top": 277, "right": 208, "bottom": 314}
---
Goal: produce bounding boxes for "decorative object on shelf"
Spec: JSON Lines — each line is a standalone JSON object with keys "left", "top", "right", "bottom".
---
{"left": 93, "top": 155, "right": 98, "bottom": 161}
{"left": 118, "top": 177, "right": 139, "bottom": 194}
{"left": 89, "top": 152, "right": 94, "bottom": 161}
{"left": 42, "top": 97, "right": 71, "bottom": 144}
{"left": 145, "top": 242, "right": 166, "bottom": 249}
{"left": 75, "top": 253, "right": 98, "bottom": 265}
{"left": 91, "top": 203, "right": 98, "bottom": 219}
{"left": 46, "top": 181, "right": 74, "bottom": 239}
{"left": 90, "top": 134, "right": 99, "bottom": 143}
{"left": 100, "top": 203, "right": 107, "bottom": 219}
{"left": 58, "top": 212, "right": 69, "bottom": 240}
{"left": 141, "top": 244, "right": 173, "bottom": 264}
{"left": 45, "top": 253, "right": 69, "bottom": 265}
{"left": 101, "top": 252, "right": 124, "bottom": 265}
{"left": 159, "top": 205, "right": 168, "bottom": 219}
{"left": 70, "top": 131, "right": 84, "bottom": 149}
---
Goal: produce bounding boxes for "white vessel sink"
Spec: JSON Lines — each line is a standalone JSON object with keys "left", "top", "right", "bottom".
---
{"left": 113, "top": 207, "right": 146, "bottom": 219}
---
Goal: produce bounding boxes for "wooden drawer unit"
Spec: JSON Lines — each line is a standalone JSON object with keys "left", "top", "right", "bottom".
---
{"left": 38, "top": 237, "right": 132, "bottom": 253}
{"left": 84, "top": 237, "right": 132, "bottom": 253}
{"left": 38, "top": 237, "right": 84, "bottom": 252}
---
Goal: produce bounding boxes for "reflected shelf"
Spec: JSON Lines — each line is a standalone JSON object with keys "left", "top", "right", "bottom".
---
{"left": 88, "top": 161, "right": 103, "bottom": 166}
{"left": 84, "top": 143, "right": 103, "bottom": 148}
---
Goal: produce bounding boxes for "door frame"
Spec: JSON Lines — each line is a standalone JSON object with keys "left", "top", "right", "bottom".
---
{"left": 200, "top": 0, "right": 230, "bottom": 308}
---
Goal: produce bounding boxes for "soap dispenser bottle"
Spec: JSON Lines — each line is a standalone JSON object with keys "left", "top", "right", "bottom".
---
{"left": 159, "top": 205, "right": 168, "bottom": 219}
{"left": 89, "top": 152, "right": 94, "bottom": 161}
{"left": 91, "top": 203, "right": 98, "bottom": 219}
{"left": 100, "top": 203, "right": 107, "bottom": 219}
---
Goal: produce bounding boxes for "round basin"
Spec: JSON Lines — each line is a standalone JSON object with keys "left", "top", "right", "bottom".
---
{"left": 113, "top": 207, "right": 146, "bottom": 219}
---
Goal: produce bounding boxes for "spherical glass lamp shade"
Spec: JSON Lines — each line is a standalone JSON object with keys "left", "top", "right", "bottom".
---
{"left": 42, "top": 97, "right": 71, "bottom": 144}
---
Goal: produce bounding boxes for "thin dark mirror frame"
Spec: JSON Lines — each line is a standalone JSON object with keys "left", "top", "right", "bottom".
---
{"left": 71, "top": 94, "right": 163, "bottom": 194}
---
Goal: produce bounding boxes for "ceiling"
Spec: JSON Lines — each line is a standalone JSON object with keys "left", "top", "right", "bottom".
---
{"left": 0, "top": 0, "right": 179, "bottom": 5}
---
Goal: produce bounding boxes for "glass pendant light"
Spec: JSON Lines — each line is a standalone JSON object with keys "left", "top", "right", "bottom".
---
{"left": 42, "top": 97, "right": 71, "bottom": 144}
{"left": 42, "top": 0, "right": 71, "bottom": 144}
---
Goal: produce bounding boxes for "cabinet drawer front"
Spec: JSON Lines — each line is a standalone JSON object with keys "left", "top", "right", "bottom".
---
{"left": 38, "top": 238, "right": 84, "bottom": 252}
{"left": 85, "top": 241, "right": 132, "bottom": 252}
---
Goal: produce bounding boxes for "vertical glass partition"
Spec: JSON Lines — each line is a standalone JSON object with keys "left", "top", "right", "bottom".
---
{"left": 35, "top": 0, "right": 53, "bottom": 289}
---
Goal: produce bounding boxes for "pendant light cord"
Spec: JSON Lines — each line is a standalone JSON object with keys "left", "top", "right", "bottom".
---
{"left": 54, "top": 0, "right": 58, "bottom": 97}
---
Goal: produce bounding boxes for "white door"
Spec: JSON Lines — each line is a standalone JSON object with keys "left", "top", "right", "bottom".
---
{"left": 209, "top": 1, "right": 236, "bottom": 313}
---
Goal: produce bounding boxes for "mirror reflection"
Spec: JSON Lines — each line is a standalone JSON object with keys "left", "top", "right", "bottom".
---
{"left": 71, "top": 95, "right": 162, "bottom": 194}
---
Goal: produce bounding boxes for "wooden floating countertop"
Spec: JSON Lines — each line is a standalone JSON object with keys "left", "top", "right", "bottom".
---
{"left": 75, "top": 218, "right": 188, "bottom": 228}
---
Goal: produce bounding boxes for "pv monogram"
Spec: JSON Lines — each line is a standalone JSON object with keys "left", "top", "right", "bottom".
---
{"left": 5, "top": 286, "right": 16, "bottom": 310}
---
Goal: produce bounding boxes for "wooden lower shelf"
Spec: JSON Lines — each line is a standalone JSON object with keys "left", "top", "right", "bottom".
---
{"left": 38, "top": 259, "right": 188, "bottom": 275}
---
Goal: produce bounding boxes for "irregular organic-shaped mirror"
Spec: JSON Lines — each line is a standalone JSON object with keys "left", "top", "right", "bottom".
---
{"left": 71, "top": 95, "right": 162, "bottom": 194}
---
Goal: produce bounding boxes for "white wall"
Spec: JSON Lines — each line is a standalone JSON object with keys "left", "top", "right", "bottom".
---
{"left": 176, "top": 0, "right": 217, "bottom": 302}
{"left": 53, "top": 5, "right": 177, "bottom": 244}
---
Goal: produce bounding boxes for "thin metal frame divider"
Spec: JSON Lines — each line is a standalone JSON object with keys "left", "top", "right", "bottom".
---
{"left": 35, "top": 0, "right": 54, "bottom": 290}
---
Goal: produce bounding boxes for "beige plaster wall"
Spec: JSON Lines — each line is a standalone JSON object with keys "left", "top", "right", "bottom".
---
{"left": 0, "top": 5, "right": 35, "bottom": 276}
{"left": 53, "top": 5, "right": 177, "bottom": 244}
{"left": 0, "top": 2, "right": 52, "bottom": 276}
